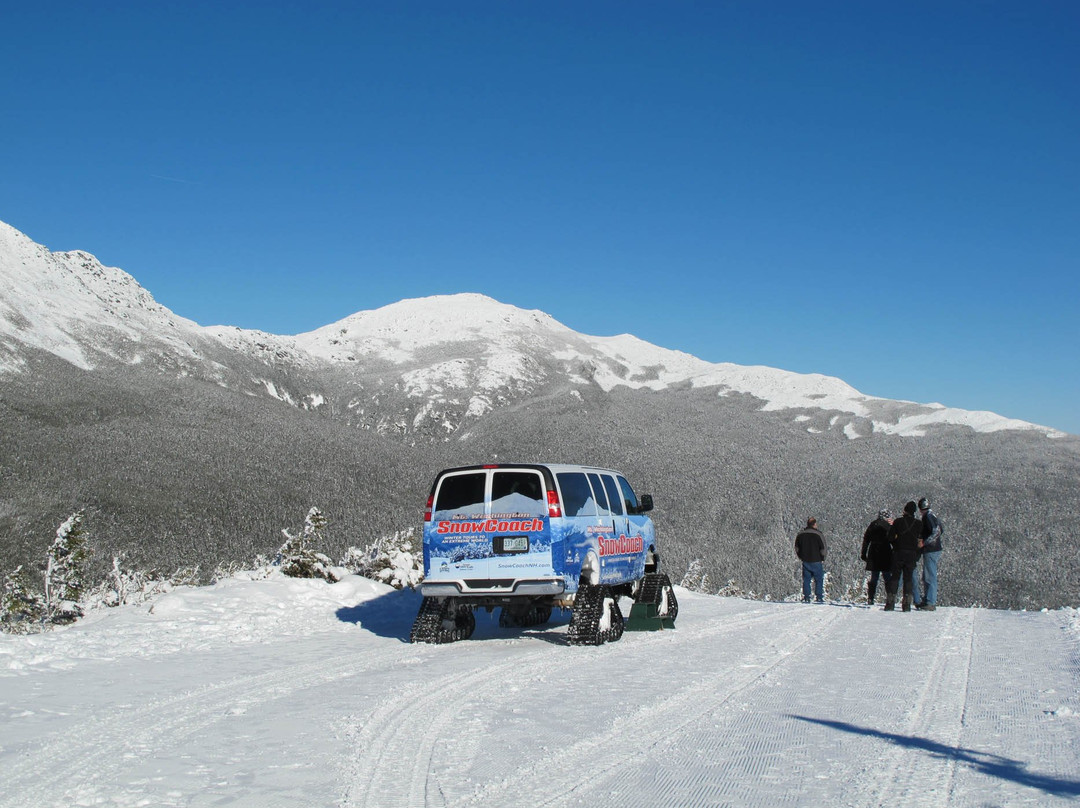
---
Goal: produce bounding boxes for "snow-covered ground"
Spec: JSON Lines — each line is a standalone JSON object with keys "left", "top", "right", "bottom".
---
{"left": 2, "top": 574, "right": 1079, "bottom": 808}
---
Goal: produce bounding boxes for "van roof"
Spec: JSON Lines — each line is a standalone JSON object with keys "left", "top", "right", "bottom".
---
{"left": 434, "top": 463, "right": 627, "bottom": 477}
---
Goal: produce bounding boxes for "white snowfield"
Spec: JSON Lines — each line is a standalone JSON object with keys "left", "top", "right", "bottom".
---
{"left": 1, "top": 573, "right": 1078, "bottom": 808}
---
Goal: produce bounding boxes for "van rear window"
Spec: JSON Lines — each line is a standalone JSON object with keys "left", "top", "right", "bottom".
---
{"left": 491, "top": 471, "right": 546, "bottom": 515}
{"left": 557, "top": 472, "right": 597, "bottom": 517}
{"left": 434, "top": 472, "right": 486, "bottom": 514}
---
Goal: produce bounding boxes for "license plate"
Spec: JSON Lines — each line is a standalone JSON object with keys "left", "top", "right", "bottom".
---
{"left": 498, "top": 535, "right": 529, "bottom": 553}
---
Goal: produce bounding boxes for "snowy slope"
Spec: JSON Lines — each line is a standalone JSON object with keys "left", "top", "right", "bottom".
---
{"left": 291, "top": 293, "right": 1064, "bottom": 438}
{"left": 1, "top": 574, "right": 1078, "bottom": 807}
{"left": 0, "top": 221, "right": 211, "bottom": 373}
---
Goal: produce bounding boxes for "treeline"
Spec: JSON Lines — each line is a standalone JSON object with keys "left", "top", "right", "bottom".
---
{"left": 1, "top": 504, "right": 423, "bottom": 634}
{"left": 3, "top": 359, "right": 1079, "bottom": 611}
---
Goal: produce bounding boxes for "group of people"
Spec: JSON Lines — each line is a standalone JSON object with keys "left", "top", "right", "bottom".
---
{"left": 794, "top": 498, "right": 943, "bottom": 610}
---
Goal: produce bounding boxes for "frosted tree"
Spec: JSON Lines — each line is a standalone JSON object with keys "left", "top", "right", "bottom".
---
{"left": 340, "top": 528, "right": 423, "bottom": 590}
{"left": 44, "top": 510, "right": 92, "bottom": 624}
{"left": 278, "top": 507, "right": 340, "bottom": 582}
{"left": 680, "top": 558, "right": 710, "bottom": 593}
{"left": 1, "top": 566, "right": 47, "bottom": 633}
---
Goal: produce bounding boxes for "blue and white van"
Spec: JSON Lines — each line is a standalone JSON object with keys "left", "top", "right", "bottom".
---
{"left": 409, "top": 463, "right": 676, "bottom": 645}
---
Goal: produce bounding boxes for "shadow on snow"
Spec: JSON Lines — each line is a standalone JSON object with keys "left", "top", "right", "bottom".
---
{"left": 335, "top": 587, "right": 573, "bottom": 645}
{"left": 791, "top": 715, "right": 1080, "bottom": 798}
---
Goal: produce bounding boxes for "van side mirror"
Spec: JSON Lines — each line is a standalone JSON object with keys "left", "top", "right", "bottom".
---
{"left": 637, "top": 494, "right": 654, "bottom": 513}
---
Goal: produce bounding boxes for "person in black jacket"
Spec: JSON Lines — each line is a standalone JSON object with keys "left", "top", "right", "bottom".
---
{"left": 860, "top": 509, "right": 893, "bottom": 605}
{"left": 794, "top": 517, "right": 827, "bottom": 603}
{"left": 884, "top": 501, "right": 922, "bottom": 611}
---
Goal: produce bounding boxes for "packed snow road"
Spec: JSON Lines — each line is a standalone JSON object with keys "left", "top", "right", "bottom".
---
{"left": 1, "top": 574, "right": 1078, "bottom": 808}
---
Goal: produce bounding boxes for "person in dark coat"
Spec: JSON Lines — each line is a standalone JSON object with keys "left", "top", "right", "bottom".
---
{"left": 860, "top": 509, "right": 893, "bottom": 605}
{"left": 794, "top": 517, "right": 827, "bottom": 603}
{"left": 884, "top": 501, "right": 922, "bottom": 611}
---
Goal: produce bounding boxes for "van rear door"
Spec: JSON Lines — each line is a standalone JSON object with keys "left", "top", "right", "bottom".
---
{"left": 426, "top": 469, "right": 492, "bottom": 583}
{"left": 424, "top": 467, "right": 555, "bottom": 589}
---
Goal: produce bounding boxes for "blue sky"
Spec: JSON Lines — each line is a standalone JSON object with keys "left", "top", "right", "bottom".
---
{"left": 3, "top": 2, "right": 1078, "bottom": 434}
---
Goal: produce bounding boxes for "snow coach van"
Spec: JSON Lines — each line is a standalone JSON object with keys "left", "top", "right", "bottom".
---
{"left": 409, "top": 463, "right": 677, "bottom": 645}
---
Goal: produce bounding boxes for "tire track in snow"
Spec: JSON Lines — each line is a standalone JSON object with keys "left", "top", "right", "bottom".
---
{"left": 338, "top": 602, "right": 798, "bottom": 808}
{"left": 449, "top": 606, "right": 846, "bottom": 808}
{"left": 338, "top": 643, "right": 561, "bottom": 808}
{"left": 857, "top": 608, "right": 976, "bottom": 808}
{"left": 0, "top": 648, "right": 408, "bottom": 808}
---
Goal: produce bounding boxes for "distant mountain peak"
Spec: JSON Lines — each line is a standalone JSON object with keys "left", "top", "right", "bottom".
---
{"left": 294, "top": 292, "right": 568, "bottom": 363}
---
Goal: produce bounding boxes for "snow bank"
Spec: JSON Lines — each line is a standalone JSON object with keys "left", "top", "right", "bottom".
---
{"left": 0, "top": 572, "right": 392, "bottom": 676}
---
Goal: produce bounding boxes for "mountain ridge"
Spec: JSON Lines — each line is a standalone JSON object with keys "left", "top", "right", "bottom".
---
{"left": 1, "top": 220, "right": 1065, "bottom": 439}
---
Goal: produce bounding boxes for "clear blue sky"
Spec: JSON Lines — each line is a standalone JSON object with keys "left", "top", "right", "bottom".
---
{"left": 3, "top": 2, "right": 1078, "bottom": 434}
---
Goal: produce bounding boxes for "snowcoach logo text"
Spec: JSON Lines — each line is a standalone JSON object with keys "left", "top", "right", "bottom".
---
{"left": 598, "top": 534, "right": 644, "bottom": 557}
{"left": 437, "top": 518, "right": 545, "bottom": 535}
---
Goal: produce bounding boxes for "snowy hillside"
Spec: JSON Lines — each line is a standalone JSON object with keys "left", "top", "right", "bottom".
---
{"left": 2, "top": 573, "right": 1079, "bottom": 807}
{"left": 0, "top": 221, "right": 210, "bottom": 374}
{"left": 0, "top": 219, "right": 1063, "bottom": 438}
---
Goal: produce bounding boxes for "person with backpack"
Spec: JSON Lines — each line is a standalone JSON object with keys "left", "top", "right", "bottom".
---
{"left": 860, "top": 508, "right": 893, "bottom": 605}
{"left": 884, "top": 501, "right": 922, "bottom": 612}
{"left": 916, "top": 497, "right": 943, "bottom": 610}
{"left": 794, "top": 517, "right": 827, "bottom": 603}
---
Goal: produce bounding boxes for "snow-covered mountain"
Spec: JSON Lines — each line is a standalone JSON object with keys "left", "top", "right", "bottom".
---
{"left": 4, "top": 219, "right": 1079, "bottom": 610}
{"left": 0, "top": 220, "right": 214, "bottom": 374}
{"left": 287, "top": 292, "right": 1060, "bottom": 438}
{"left": 0, "top": 220, "right": 1063, "bottom": 439}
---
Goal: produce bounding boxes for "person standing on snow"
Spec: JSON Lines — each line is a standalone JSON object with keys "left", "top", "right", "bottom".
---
{"left": 916, "top": 497, "right": 943, "bottom": 610}
{"left": 794, "top": 517, "right": 827, "bottom": 603}
{"left": 884, "top": 501, "right": 922, "bottom": 611}
{"left": 860, "top": 509, "right": 893, "bottom": 605}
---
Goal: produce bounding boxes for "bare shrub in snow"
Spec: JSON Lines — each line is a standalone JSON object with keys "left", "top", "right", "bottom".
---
{"left": 278, "top": 507, "right": 340, "bottom": 582}
{"left": 340, "top": 528, "right": 423, "bottom": 590}
{"left": 84, "top": 556, "right": 203, "bottom": 609}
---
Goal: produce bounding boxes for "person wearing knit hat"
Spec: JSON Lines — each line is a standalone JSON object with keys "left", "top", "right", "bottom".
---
{"left": 860, "top": 508, "right": 893, "bottom": 605}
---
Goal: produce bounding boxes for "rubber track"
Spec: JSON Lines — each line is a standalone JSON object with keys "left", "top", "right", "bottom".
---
{"left": 636, "top": 572, "right": 679, "bottom": 622}
{"left": 568, "top": 584, "right": 624, "bottom": 645}
{"left": 409, "top": 597, "right": 476, "bottom": 644}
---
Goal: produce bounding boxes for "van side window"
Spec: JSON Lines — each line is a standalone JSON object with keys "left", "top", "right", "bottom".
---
{"left": 556, "top": 472, "right": 597, "bottom": 517}
{"left": 435, "top": 472, "right": 486, "bottom": 514}
{"left": 587, "top": 473, "right": 611, "bottom": 515}
{"left": 491, "top": 471, "right": 546, "bottom": 515}
{"left": 617, "top": 475, "right": 640, "bottom": 514}
{"left": 601, "top": 475, "right": 625, "bottom": 516}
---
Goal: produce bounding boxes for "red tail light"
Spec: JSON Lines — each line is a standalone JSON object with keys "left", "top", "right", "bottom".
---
{"left": 424, "top": 494, "right": 433, "bottom": 522}
{"left": 547, "top": 489, "right": 562, "bottom": 518}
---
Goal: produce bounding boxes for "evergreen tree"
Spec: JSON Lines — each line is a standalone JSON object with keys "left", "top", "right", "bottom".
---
{"left": 278, "top": 507, "right": 340, "bottom": 582}
{"left": 44, "top": 510, "right": 91, "bottom": 624}
{"left": 340, "top": 528, "right": 423, "bottom": 590}
{"left": 680, "top": 558, "right": 710, "bottom": 593}
{"left": 1, "top": 566, "right": 47, "bottom": 633}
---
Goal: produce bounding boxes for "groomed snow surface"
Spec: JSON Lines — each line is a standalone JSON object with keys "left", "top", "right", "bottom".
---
{"left": 2, "top": 573, "right": 1079, "bottom": 808}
